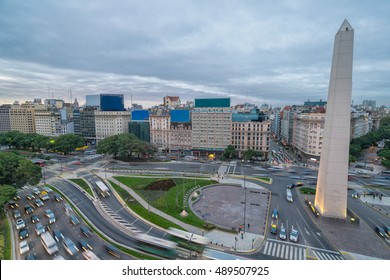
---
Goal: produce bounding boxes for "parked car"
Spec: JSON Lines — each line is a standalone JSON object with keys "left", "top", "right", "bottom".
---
{"left": 35, "top": 223, "right": 46, "bottom": 236}
{"left": 32, "top": 187, "right": 40, "bottom": 196}
{"left": 19, "top": 240, "right": 30, "bottom": 255}
{"left": 13, "top": 195, "right": 21, "bottom": 201}
{"left": 35, "top": 199, "right": 44, "bottom": 207}
{"left": 63, "top": 238, "right": 79, "bottom": 256}
{"left": 19, "top": 229, "right": 29, "bottom": 240}
{"left": 8, "top": 201, "right": 18, "bottom": 209}
{"left": 31, "top": 214, "right": 40, "bottom": 224}
{"left": 44, "top": 209, "right": 56, "bottom": 224}
{"left": 25, "top": 253, "right": 37, "bottom": 260}
{"left": 26, "top": 193, "right": 35, "bottom": 200}
{"left": 13, "top": 210, "right": 21, "bottom": 219}
{"left": 15, "top": 219, "right": 26, "bottom": 230}
{"left": 24, "top": 205, "right": 34, "bottom": 214}
{"left": 290, "top": 228, "right": 299, "bottom": 242}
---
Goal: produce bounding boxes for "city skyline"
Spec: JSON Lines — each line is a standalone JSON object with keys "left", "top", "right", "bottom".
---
{"left": 1, "top": 1, "right": 390, "bottom": 108}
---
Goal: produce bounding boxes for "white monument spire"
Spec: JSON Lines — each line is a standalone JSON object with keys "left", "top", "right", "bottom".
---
{"left": 314, "top": 19, "right": 354, "bottom": 219}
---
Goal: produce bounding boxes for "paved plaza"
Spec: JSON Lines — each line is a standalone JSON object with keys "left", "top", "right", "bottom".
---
{"left": 191, "top": 184, "right": 270, "bottom": 236}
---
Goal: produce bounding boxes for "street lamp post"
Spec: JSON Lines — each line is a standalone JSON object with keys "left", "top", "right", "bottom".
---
{"left": 234, "top": 237, "right": 238, "bottom": 250}
{"left": 243, "top": 169, "right": 247, "bottom": 234}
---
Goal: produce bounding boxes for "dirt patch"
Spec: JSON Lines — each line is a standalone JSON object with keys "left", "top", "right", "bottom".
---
{"left": 145, "top": 179, "right": 176, "bottom": 191}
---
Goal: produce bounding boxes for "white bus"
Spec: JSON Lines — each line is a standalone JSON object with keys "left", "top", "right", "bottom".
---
{"left": 286, "top": 188, "right": 293, "bottom": 202}
{"left": 95, "top": 180, "right": 110, "bottom": 197}
{"left": 166, "top": 227, "right": 209, "bottom": 253}
{"left": 41, "top": 232, "right": 59, "bottom": 255}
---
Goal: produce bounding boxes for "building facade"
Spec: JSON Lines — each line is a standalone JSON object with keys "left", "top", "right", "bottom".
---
{"left": 9, "top": 102, "right": 37, "bottom": 134}
{"left": 0, "top": 104, "right": 11, "bottom": 132}
{"left": 95, "top": 110, "right": 131, "bottom": 142}
{"left": 191, "top": 98, "right": 232, "bottom": 157}
{"left": 149, "top": 108, "right": 170, "bottom": 151}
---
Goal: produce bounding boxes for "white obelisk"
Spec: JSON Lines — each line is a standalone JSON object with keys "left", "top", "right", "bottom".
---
{"left": 314, "top": 19, "right": 354, "bottom": 219}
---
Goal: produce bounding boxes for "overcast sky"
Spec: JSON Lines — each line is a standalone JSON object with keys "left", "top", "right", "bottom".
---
{"left": 0, "top": 0, "right": 389, "bottom": 108}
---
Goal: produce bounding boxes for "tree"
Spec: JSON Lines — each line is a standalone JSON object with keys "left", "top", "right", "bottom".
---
{"left": 0, "top": 185, "right": 17, "bottom": 208}
{"left": 0, "top": 152, "right": 42, "bottom": 187}
{"left": 54, "top": 134, "right": 85, "bottom": 155}
{"left": 243, "top": 149, "right": 265, "bottom": 161}
{"left": 223, "top": 145, "right": 238, "bottom": 160}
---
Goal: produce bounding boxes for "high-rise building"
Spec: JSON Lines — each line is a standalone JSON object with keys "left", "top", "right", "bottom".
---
{"left": 34, "top": 107, "right": 62, "bottom": 137}
{"left": 73, "top": 106, "right": 98, "bottom": 145}
{"left": 191, "top": 98, "right": 231, "bottom": 157}
{"left": 362, "top": 100, "right": 376, "bottom": 109}
{"left": 315, "top": 19, "right": 354, "bottom": 219}
{"left": 129, "top": 110, "right": 150, "bottom": 142}
{"left": 0, "top": 104, "right": 11, "bottom": 132}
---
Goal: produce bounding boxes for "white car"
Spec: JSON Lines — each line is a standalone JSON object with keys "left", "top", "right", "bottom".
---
{"left": 19, "top": 240, "right": 30, "bottom": 255}
{"left": 289, "top": 229, "right": 299, "bottom": 242}
{"left": 15, "top": 219, "right": 25, "bottom": 230}
{"left": 279, "top": 226, "right": 287, "bottom": 240}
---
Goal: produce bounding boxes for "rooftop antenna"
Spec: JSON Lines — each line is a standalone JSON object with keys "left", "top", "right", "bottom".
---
{"left": 70, "top": 88, "right": 73, "bottom": 103}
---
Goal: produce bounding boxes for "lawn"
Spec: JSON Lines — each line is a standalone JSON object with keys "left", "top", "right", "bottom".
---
{"left": 69, "top": 178, "right": 94, "bottom": 197}
{"left": 113, "top": 176, "right": 217, "bottom": 229}
{"left": 299, "top": 187, "right": 316, "bottom": 195}
{"left": 0, "top": 211, "right": 11, "bottom": 260}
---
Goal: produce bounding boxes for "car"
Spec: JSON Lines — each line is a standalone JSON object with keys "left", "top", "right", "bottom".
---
{"left": 271, "top": 208, "right": 279, "bottom": 219}
{"left": 35, "top": 199, "right": 44, "bottom": 207}
{"left": 290, "top": 228, "right": 299, "bottom": 242}
{"left": 24, "top": 205, "right": 34, "bottom": 214}
{"left": 44, "top": 209, "right": 56, "bottom": 224}
{"left": 286, "top": 184, "right": 296, "bottom": 189}
{"left": 40, "top": 194, "right": 50, "bottom": 201}
{"left": 69, "top": 214, "right": 80, "bottom": 225}
{"left": 19, "top": 228, "right": 29, "bottom": 240}
{"left": 35, "top": 222, "right": 46, "bottom": 236}
{"left": 53, "top": 229, "right": 65, "bottom": 242}
{"left": 13, "top": 195, "right": 21, "bottom": 201}
{"left": 19, "top": 240, "right": 30, "bottom": 255}
{"left": 43, "top": 186, "right": 52, "bottom": 193}
{"left": 62, "top": 237, "right": 79, "bottom": 256}
{"left": 375, "top": 226, "right": 388, "bottom": 238}
{"left": 15, "top": 219, "right": 26, "bottom": 230}
{"left": 384, "top": 225, "right": 390, "bottom": 236}
{"left": 279, "top": 226, "right": 287, "bottom": 240}
{"left": 13, "top": 210, "right": 21, "bottom": 219}
{"left": 79, "top": 239, "right": 93, "bottom": 251}
{"left": 351, "top": 192, "right": 359, "bottom": 198}
{"left": 270, "top": 223, "right": 277, "bottom": 235}
{"left": 54, "top": 194, "right": 63, "bottom": 202}
{"left": 296, "top": 182, "right": 304, "bottom": 187}
{"left": 32, "top": 187, "right": 40, "bottom": 195}
{"left": 80, "top": 225, "right": 92, "bottom": 238}
{"left": 105, "top": 244, "right": 121, "bottom": 258}
{"left": 8, "top": 201, "right": 19, "bottom": 209}
{"left": 25, "top": 252, "right": 38, "bottom": 260}
{"left": 26, "top": 193, "right": 35, "bottom": 200}
{"left": 31, "top": 214, "right": 40, "bottom": 224}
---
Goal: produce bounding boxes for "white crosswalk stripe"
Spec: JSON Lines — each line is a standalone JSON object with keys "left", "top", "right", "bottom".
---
{"left": 262, "top": 241, "right": 305, "bottom": 260}
{"left": 312, "top": 250, "right": 344, "bottom": 260}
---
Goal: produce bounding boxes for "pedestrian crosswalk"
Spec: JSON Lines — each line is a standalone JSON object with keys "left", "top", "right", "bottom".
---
{"left": 99, "top": 201, "right": 143, "bottom": 234}
{"left": 262, "top": 240, "right": 344, "bottom": 260}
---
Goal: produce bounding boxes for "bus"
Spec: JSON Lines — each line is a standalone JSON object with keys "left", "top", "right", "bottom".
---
{"left": 286, "top": 188, "right": 293, "bottom": 202}
{"left": 134, "top": 234, "right": 178, "bottom": 259}
{"left": 95, "top": 180, "right": 110, "bottom": 197}
{"left": 166, "top": 227, "right": 209, "bottom": 253}
{"left": 202, "top": 248, "right": 249, "bottom": 260}
{"left": 41, "top": 232, "right": 59, "bottom": 255}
